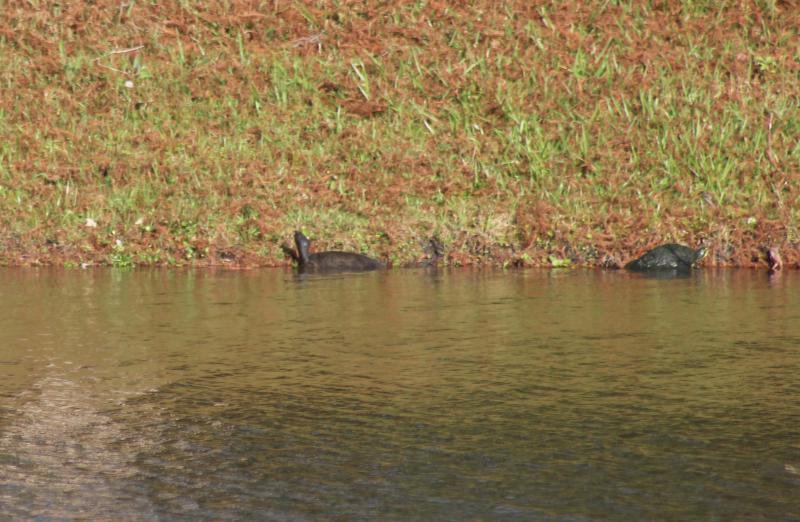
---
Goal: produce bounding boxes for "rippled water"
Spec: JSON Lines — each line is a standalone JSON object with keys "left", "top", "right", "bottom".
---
{"left": 0, "top": 268, "right": 798, "bottom": 520}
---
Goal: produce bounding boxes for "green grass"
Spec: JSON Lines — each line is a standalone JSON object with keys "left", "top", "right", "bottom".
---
{"left": 0, "top": 1, "right": 798, "bottom": 267}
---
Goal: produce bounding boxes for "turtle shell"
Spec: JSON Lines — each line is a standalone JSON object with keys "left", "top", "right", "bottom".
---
{"left": 625, "top": 244, "right": 705, "bottom": 271}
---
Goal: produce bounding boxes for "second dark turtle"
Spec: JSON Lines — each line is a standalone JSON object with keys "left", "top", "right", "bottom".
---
{"left": 624, "top": 243, "right": 706, "bottom": 271}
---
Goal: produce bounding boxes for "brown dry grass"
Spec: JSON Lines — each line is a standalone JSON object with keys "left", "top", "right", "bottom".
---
{"left": 1, "top": 1, "right": 798, "bottom": 268}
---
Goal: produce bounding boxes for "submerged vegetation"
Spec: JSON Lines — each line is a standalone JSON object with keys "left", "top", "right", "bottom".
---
{"left": 1, "top": 1, "right": 798, "bottom": 268}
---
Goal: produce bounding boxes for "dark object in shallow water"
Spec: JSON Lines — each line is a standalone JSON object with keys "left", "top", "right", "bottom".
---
{"left": 294, "top": 231, "right": 383, "bottom": 272}
{"left": 624, "top": 244, "right": 706, "bottom": 272}
{"left": 413, "top": 236, "right": 445, "bottom": 267}
{"left": 767, "top": 247, "right": 783, "bottom": 273}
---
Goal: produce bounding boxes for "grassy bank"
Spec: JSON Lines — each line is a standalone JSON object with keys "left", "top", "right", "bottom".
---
{"left": 1, "top": 1, "right": 798, "bottom": 268}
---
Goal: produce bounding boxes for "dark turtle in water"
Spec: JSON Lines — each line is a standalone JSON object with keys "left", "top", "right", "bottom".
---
{"left": 293, "top": 231, "right": 383, "bottom": 272}
{"left": 624, "top": 243, "right": 706, "bottom": 272}
{"left": 767, "top": 246, "right": 783, "bottom": 273}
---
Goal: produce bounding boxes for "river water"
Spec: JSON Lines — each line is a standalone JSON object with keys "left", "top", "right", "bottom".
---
{"left": 0, "top": 268, "right": 798, "bottom": 521}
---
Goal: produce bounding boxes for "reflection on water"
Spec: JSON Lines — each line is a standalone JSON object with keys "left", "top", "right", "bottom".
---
{"left": 0, "top": 268, "right": 798, "bottom": 520}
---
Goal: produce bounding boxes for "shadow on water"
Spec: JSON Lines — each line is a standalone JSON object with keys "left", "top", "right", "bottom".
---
{"left": 0, "top": 268, "right": 799, "bottom": 520}
{"left": 626, "top": 268, "right": 692, "bottom": 279}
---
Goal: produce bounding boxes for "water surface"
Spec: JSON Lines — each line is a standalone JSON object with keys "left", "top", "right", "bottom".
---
{"left": 0, "top": 268, "right": 798, "bottom": 520}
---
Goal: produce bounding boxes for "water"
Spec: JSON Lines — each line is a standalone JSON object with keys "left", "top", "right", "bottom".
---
{"left": 0, "top": 268, "right": 798, "bottom": 521}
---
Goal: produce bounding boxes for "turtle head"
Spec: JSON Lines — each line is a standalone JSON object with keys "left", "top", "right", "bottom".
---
{"left": 693, "top": 245, "right": 708, "bottom": 265}
{"left": 294, "top": 231, "right": 311, "bottom": 264}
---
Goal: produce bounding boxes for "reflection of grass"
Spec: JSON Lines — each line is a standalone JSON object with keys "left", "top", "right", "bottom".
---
{"left": 0, "top": 2, "right": 798, "bottom": 267}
